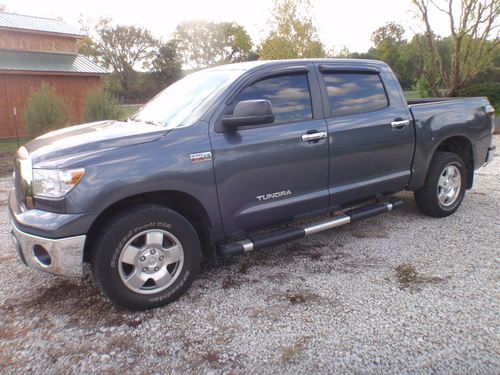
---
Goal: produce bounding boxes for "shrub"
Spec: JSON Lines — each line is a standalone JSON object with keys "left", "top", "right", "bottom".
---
{"left": 84, "top": 87, "right": 124, "bottom": 122}
{"left": 412, "top": 76, "right": 434, "bottom": 98}
{"left": 460, "top": 82, "right": 500, "bottom": 113}
{"left": 23, "top": 83, "right": 70, "bottom": 138}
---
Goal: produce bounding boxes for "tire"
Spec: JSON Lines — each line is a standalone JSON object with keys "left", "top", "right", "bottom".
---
{"left": 91, "top": 204, "right": 201, "bottom": 310}
{"left": 414, "top": 151, "right": 467, "bottom": 217}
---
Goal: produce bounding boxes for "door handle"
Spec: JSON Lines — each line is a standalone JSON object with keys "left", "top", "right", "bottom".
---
{"left": 301, "top": 132, "right": 327, "bottom": 142}
{"left": 391, "top": 119, "right": 411, "bottom": 129}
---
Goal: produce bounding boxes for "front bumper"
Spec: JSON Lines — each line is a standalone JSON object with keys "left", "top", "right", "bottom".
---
{"left": 484, "top": 145, "right": 496, "bottom": 166}
{"left": 9, "top": 221, "right": 86, "bottom": 278}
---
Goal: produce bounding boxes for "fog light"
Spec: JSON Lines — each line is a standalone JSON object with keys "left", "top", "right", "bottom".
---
{"left": 33, "top": 245, "right": 51, "bottom": 267}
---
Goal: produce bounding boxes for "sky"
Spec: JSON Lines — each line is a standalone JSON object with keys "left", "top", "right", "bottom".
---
{"left": 5, "top": 0, "right": 453, "bottom": 53}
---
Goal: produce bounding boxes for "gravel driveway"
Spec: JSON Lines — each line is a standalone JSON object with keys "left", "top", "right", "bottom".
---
{"left": 0, "top": 137, "right": 498, "bottom": 374}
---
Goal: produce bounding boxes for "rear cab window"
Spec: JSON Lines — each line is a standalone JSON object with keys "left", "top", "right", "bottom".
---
{"left": 322, "top": 73, "right": 389, "bottom": 117}
{"left": 236, "top": 74, "right": 313, "bottom": 124}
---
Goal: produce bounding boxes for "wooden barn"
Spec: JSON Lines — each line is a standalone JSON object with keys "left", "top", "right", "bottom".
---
{"left": 0, "top": 12, "right": 107, "bottom": 139}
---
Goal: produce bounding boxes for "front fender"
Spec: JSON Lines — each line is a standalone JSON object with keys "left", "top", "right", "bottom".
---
{"left": 63, "top": 122, "right": 224, "bottom": 241}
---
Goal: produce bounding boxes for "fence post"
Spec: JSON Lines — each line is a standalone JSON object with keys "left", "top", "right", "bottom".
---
{"left": 13, "top": 107, "right": 20, "bottom": 148}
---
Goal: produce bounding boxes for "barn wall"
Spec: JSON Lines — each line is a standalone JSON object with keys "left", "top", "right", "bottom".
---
{"left": 0, "top": 73, "right": 102, "bottom": 139}
{"left": 0, "top": 30, "right": 78, "bottom": 54}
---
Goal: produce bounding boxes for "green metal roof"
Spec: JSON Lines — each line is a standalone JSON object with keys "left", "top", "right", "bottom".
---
{"left": 0, "top": 50, "right": 107, "bottom": 74}
{"left": 0, "top": 12, "right": 85, "bottom": 37}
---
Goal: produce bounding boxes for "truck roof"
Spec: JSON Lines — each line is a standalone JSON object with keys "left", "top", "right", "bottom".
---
{"left": 208, "top": 58, "right": 388, "bottom": 72}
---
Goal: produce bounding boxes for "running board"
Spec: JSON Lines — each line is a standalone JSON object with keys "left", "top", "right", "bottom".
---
{"left": 217, "top": 198, "right": 403, "bottom": 256}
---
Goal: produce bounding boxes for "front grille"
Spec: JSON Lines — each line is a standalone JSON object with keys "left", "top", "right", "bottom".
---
{"left": 14, "top": 158, "right": 25, "bottom": 205}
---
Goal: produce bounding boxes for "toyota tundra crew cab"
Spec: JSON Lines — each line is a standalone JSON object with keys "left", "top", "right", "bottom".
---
{"left": 9, "top": 59, "right": 496, "bottom": 310}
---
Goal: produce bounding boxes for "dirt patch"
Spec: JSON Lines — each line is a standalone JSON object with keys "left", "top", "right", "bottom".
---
{"left": 309, "top": 251, "right": 322, "bottom": 260}
{"left": 470, "top": 191, "right": 487, "bottom": 196}
{"left": 283, "top": 290, "right": 321, "bottom": 305}
{"left": 203, "top": 351, "right": 220, "bottom": 365}
{"left": 395, "top": 264, "right": 449, "bottom": 289}
{"left": 0, "top": 278, "right": 152, "bottom": 330}
{"left": 282, "top": 336, "right": 310, "bottom": 363}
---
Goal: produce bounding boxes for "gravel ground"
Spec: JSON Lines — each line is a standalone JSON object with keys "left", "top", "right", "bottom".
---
{"left": 0, "top": 137, "right": 498, "bottom": 374}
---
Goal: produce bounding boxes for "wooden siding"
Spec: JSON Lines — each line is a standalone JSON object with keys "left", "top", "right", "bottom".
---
{"left": 0, "top": 73, "right": 102, "bottom": 139}
{"left": 0, "top": 29, "right": 78, "bottom": 53}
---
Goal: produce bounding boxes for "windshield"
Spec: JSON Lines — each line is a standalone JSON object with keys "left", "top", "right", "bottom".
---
{"left": 131, "top": 69, "right": 244, "bottom": 129}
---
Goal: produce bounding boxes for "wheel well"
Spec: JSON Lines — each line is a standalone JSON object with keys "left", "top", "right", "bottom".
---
{"left": 84, "top": 191, "right": 215, "bottom": 262}
{"left": 435, "top": 136, "right": 474, "bottom": 188}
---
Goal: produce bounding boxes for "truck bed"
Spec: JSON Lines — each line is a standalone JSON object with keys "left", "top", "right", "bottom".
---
{"left": 407, "top": 97, "right": 484, "bottom": 106}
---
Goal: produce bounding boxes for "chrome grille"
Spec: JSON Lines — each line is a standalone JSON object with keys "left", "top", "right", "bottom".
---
{"left": 14, "top": 158, "right": 25, "bottom": 205}
{"left": 13, "top": 147, "right": 31, "bottom": 207}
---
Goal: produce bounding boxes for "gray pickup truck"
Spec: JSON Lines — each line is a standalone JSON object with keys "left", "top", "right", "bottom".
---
{"left": 9, "top": 59, "right": 496, "bottom": 310}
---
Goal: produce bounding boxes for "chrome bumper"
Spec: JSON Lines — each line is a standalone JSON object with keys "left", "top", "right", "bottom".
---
{"left": 9, "top": 222, "right": 86, "bottom": 278}
{"left": 484, "top": 145, "right": 495, "bottom": 166}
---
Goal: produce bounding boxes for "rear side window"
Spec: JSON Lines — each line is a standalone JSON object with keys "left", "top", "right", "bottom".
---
{"left": 322, "top": 73, "right": 388, "bottom": 117}
{"left": 236, "top": 74, "right": 313, "bottom": 123}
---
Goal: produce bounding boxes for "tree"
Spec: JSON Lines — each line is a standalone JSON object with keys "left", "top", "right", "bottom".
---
{"left": 80, "top": 19, "right": 157, "bottom": 93}
{"left": 259, "top": 0, "right": 326, "bottom": 60}
{"left": 149, "top": 40, "right": 183, "bottom": 86}
{"left": 371, "top": 22, "right": 406, "bottom": 47}
{"left": 412, "top": 0, "right": 500, "bottom": 96}
{"left": 367, "top": 23, "right": 420, "bottom": 89}
{"left": 174, "top": 20, "right": 253, "bottom": 69}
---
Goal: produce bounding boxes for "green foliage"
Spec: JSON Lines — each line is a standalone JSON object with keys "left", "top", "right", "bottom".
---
{"left": 412, "top": 76, "right": 434, "bottom": 98}
{"left": 347, "top": 24, "right": 421, "bottom": 90}
{"left": 259, "top": 0, "right": 326, "bottom": 59}
{"left": 460, "top": 83, "right": 500, "bottom": 113}
{"left": 84, "top": 87, "right": 124, "bottom": 122}
{"left": 149, "top": 40, "right": 183, "bottom": 85}
{"left": 469, "top": 66, "right": 500, "bottom": 86}
{"left": 174, "top": 20, "right": 254, "bottom": 69}
{"left": 81, "top": 19, "right": 157, "bottom": 92}
{"left": 23, "top": 83, "right": 69, "bottom": 138}
{"left": 371, "top": 22, "right": 406, "bottom": 47}
{"left": 104, "top": 71, "right": 178, "bottom": 103}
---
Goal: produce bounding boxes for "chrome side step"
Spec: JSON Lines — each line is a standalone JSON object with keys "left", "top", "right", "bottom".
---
{"left": 217, "top": 198, "right": 403, "bottom": 256}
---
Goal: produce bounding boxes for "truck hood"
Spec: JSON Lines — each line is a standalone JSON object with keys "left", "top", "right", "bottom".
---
{"left": 25, "top": 120, "right": 167, "bottom": 168}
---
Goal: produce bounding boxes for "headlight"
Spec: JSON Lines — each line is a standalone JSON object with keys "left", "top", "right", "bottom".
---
{"left": 32, "top": 168, "right": 85, "bottom": 198}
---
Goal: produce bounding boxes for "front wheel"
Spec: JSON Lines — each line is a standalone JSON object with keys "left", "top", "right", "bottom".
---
{"left": 414, "top": 151, "right": 467, "bottom": 217}
{"left": 91, "top": 204, "right": 201, "bottom": 310}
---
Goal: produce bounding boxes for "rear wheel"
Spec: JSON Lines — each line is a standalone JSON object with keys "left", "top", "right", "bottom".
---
{"left": 91, "top": 204, "right": 201, "bottom": 310}
{"left": 414, "top": 151, "right": 467, "bottom": 217}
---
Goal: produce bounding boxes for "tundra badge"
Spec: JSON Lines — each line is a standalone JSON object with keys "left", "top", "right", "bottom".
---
{"left": 257, "top": 190, "right": 292, "bottom": 202}
{"left": 190, "top": 152, "right": 212, "bottom": 162}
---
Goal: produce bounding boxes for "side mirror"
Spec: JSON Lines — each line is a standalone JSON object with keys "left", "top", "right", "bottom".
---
{"left": 221, "top": 99, "right": 274, "bottom": 130}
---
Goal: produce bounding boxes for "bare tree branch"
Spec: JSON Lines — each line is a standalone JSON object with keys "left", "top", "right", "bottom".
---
{"left": 412, "top": 0, "right": 499, "bottom": 96}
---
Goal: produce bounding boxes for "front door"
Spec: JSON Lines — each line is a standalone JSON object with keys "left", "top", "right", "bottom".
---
{"left": 210, "top": 68, "right": 329, "bottom": 238}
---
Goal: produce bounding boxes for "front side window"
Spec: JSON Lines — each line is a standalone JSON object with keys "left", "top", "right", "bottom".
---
{"left": 236, "top": 74, "right": 313, "bottom": 123}
{"left": 322, "top": 73, "right": 388, "bottom": 117}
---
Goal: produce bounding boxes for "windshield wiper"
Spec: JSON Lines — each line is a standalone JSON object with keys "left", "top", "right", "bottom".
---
{"left": 144, "top": 120, "right": 165, "bottom": 127}
{"left": 127, "top": 118, "right": 165, "bottom": 127}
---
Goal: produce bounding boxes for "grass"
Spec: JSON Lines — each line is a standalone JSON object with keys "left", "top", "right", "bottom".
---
{"left": 0, "top": 138, "right": 25, "bottom": 154}
{"left": 0, "top": 138, "right": 25, "bottom": 176}
{"left": 120, "top": 104, "right": 143, "bottom": 120}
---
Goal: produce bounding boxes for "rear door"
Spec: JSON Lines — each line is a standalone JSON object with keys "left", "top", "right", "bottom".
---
{"left": 315, "top": 64, "right": 415, "bottom": 208}
{"left": 210, "top": 65, "right": 329, "bottom": 238}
